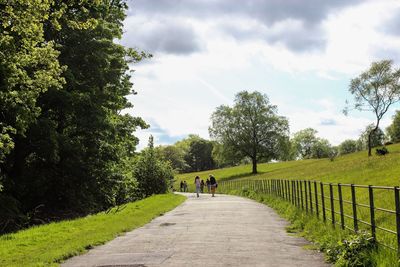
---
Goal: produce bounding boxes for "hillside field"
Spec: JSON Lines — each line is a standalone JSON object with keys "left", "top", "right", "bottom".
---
{"left": 175, "top": 143, "right": 400, "bottom": 188}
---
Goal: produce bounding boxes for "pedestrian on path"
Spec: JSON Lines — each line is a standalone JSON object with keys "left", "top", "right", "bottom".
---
{"left": 209, "top": 175, "right": 217, "bottom": 197}
{"left": 180, "top": 181, "right": 184, "bottom": 192}
{"left": 183, "top": 181, "right": 188, "bottom": 192}
{"left": 200, "top": 179, "right": 205, "bottom": 193}
{"left": 206, "top": 179, "right": 211, "bottom": 193}
{"left": 194, "top": 176, "right": 201, "bottom": 197}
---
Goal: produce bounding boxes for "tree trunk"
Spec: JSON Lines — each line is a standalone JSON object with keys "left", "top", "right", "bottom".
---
{"left": 368, "top": 129, "right": 373, "bottom": 157}
{"left": 252, "top": 157, "right": 257, "bottom": 174}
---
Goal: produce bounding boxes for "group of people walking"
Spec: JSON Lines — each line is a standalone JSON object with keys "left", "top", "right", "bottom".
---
{"left": 180, "top": 175, "right": 217, "bottom": 197}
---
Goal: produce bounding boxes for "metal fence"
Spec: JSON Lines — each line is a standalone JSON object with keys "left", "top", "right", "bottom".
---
{"left": 219, "top": 179, "right": 400, "bottom": 253}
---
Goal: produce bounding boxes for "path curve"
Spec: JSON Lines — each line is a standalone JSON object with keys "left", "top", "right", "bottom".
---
{"left": 62, "top": 193, "right": 330, "bottom": 267}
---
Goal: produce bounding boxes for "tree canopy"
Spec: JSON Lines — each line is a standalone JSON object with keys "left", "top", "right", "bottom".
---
{"left": 209, "top": 91, "right": 289, "bottom": 174}
{"left": 345, "top": 60, "right": 400, "bottom": 156}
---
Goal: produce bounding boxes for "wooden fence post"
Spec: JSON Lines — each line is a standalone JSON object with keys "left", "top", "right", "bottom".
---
{"left": 300, "top": 181, "right": 304, "bottom": 210}
{"left": 305, "top": 181, "right": 308, "bottom": 212}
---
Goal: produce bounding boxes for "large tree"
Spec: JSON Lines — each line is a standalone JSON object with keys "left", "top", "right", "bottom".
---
{"left": 209, "top": 91, "right": 289, "bottom": 174}
{"left": 291, "top": 128, "right": 318, "bottom": 159}
{"left": 345, "top": 60, "right": 400, "bottom": 156}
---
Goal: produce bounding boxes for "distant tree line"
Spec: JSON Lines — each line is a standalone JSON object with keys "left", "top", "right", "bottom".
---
{"left": 0, "top": 0, "right": 172, "bottom": 234}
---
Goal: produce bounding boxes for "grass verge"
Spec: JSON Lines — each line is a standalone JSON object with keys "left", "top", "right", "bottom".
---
{"left": 0, "top": 194, "right": 186, "bottom": 267}
{"left": 229, "top": 189, "right": 399, "bottom": 266}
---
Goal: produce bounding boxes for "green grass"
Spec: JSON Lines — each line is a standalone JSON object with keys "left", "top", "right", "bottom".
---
{"left": 177, "top": 143, "right": 400, "bottom": 187}
{"left": 0, "top": 194, "right": 186, "bottom": 267}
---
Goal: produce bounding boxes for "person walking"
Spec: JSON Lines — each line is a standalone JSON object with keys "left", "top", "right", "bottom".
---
{"left": 209, "top": 175, "right": 217, "bottom": 197}
{"left": 194, "top": 176, "right": 201, "bottom": 197}
{"left": 180, "top": 181, "right": 184, "bottom": 192}
{"left": 200, "top": 179, "right": 205, "bottom": 193}
{"left": 206, "top": 179, "right": 211, "bottom": 194}
{"left": 183, "top": 181, "right": 188, "bottom": 192}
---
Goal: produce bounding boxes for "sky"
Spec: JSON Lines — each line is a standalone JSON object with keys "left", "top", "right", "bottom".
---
{"left": 121, "top": 0, "right": 400, "bottom": 150}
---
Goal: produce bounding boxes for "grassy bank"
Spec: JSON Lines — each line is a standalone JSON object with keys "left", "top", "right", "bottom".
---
{"left": 231, "top": 189, "right": 398, "bottom": 266}
{"left": 176, "top": 143, "right": 400, "bottom": 187}
{"left": 0, "top": 194, "right": 186, "bottom": 267}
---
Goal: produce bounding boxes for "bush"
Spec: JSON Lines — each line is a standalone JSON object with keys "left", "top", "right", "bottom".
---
{"left": 133, "top": 136, "right": 174, "bottom": 198}
{"left": 325, "top": 232, "right": 376, "bottom": 266}
{"left": 375, "top": 147, "right": 389, "bottom": 156}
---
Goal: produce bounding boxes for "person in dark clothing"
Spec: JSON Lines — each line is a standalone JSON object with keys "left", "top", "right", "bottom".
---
{"left": 206, "top": 179, "right": 211, "bottom": 193}
{"left": 209, "top": 175, "right": 217, "bottom": 197}
{"left": 200, "top": 179, "right": 205, "bottom": 193}
{"left": 180, "top": 181, "right": 184, "bottom": 192}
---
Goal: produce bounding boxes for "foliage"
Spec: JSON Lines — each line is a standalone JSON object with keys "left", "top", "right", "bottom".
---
{"left": 0, "top": 194, "right": 185, "bottom": 267}
{"left": 339, "top": 139, "right": 359, "bottom": 155}
{"left": 156, "top": 145, "right": 188, "bottom": 172}
{"left": 291, "top": 128, "right": 333, "bottom": 159}
{"left": 358, "top": 124, "right": 385, "bottom": 150}
{"left": 0, "top": 0, "right": 64, "bottom": 163}
{"left": 310, "top": 138, "right": 333, "bottom": 159}
{"left": 386, "top": 110, "right": 400, "bottom": 143}
{"left": 345, "top": 60, "right": 400, "bottom": 156}
{"left": 184, "top": 137, "right": 215, "bottom": 172}
{"left": 326, "top": 232, "right": 376, "bottom": 266}
{"left": 134, "top": 136, "right": 174, "bottom": 198}
{"left": 0, "top": 0, "right": 149, "bottom": 233}
{"left": 376, "top": 147, "right": 389, "bottom": 156}
{"left": 291, "top": 128, "right": 319, "bottom": 159}
{"left": 209, "top": 91, "right": 289, "bottom": 174}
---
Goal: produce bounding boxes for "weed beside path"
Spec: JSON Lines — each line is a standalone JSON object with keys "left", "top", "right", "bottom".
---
{"left": 0, "top": 194, "right": 186, "bottom": 267}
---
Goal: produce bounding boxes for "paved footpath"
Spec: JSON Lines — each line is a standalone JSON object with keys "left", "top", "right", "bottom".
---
{"left": 63, "top": 193, "right": 330, "bottom": 267}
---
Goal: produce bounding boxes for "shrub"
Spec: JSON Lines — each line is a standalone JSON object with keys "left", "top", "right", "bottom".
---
{"left": 375, "top": 147, "right": 389, "bottom": 156}
{"left": 325, "top": 232, "right": 376, "bottom": 266}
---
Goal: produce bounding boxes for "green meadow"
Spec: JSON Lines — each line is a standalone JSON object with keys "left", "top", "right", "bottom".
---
{"left": 0, "top": 194, "right": 185, "bottom": 267}
{"left": 176, "top": 143, "right": 400, "bottom": 186}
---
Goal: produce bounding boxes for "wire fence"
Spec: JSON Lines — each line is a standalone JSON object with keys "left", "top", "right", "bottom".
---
{"left": 218, "top": 179, "right": 400, "bottom": 254}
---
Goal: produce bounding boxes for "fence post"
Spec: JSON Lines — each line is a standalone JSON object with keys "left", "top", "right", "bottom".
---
{"left": 394, "top": 186, "right": 400, "bottom": 255}
{"left": 286, "top": 180, "right": 290, "bottom": 202}
{"left": 314, "top": 181, "right": 319, "bottom": 218}
{"left": 368, "top": 185, "right": 376, "bottom": 240}
{"left": 293, "top": 180, "right": 297, "bottom": 206}
{"left": 297, "top": 180, "right": 301, "bottom": 207}
{"left": 304, "top": 181, "right": 308, "bottom": 212}
{"left": 351, "top": 184, "right": 358, "bottom": 232}
{"left": 300, "top": 181, "right": 304, "bottom": 210}
{"left": 330, "top": 183, "right": 335, "bottom": 227}
{"left": 320, "top": 182, "right": 326, "bottom": 222}
{"left": 292, "top": 181, "right": 295, "bottom": 205}
{"left": 308, "top": 180, "right": 313, "bottom": 213}
{"left": 338, "top": 183, "right": 345, "bottom": 230}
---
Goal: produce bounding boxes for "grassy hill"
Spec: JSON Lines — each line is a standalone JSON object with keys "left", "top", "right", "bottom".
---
{"left": 176, "top": 143, "right": 400, "bottom": 188}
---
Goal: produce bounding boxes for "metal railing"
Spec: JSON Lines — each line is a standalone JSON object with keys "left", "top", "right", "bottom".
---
{"left": 219, "top": 179, "right": 400, "bottom": 253}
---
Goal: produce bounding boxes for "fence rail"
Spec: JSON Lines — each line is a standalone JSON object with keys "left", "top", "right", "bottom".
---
{"left": 218, "top": 179, "right": 400, "bottom": 253}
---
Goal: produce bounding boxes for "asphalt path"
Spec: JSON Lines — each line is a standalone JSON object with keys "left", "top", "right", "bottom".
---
{"left": 62, "top": 192, "right": 330, "bottom": 267}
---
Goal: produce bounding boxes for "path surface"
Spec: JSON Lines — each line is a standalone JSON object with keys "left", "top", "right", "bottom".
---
{"left": 62, "top": 193, "right": 330, "bottom": 267}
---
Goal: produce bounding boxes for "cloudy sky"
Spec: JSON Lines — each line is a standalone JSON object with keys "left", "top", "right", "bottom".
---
{"left": 121, "top": 0, "right": 400, "bottom": 149}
